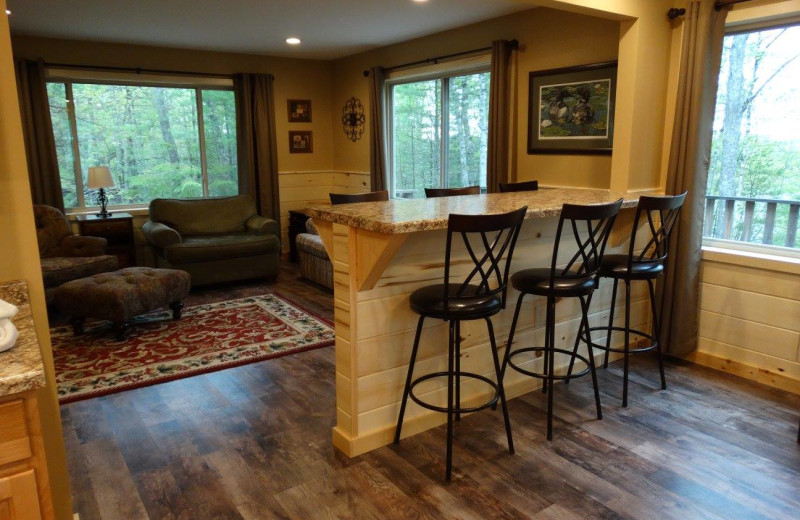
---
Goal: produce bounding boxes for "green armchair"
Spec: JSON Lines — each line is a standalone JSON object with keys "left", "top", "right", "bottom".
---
{"left": 143, "top": 195, "right": 280, "bottom": 285}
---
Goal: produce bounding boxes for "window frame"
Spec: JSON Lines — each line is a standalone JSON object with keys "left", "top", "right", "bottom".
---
{"left": 45, "top": 68, "right": 237, "bottom": 212}
{"left": 702, "top": 21, "right": 800, "bottom": 260}
{"left": 385, "top": 56, "right": 491, "bottom": 199}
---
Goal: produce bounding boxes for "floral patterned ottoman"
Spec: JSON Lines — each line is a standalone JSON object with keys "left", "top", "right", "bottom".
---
{"left": 55, "top": 267, "right": 191, "bottom": 340}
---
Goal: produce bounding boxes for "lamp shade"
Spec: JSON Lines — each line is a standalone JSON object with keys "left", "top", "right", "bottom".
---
{"left": 86, "top": 166, "right": 114, "bottom": 189}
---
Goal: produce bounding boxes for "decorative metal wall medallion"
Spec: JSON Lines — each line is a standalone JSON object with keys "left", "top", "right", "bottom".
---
{"left": 341, "top": 97, "right": 366, "bottom": 142}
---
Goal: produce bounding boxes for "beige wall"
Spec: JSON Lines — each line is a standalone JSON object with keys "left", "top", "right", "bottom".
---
{"left": 0, "top": 4, "right": 73, "bottom": 519}
{"left": 331, "top": 7, "right": 620, "bottom": 189}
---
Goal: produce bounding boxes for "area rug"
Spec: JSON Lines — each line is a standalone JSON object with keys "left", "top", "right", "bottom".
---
{"left": 51, "top": 293, "right": 334, "bottom": 404}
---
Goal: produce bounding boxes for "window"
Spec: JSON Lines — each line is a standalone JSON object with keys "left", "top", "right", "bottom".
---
{"left": 388, "top": 62, "right": 490, "bottom": 198}
{"left": 704, "top": 24, "right": 800, "bottom": 255}
{"left": 46, "top": 71, "right": 238, "bottom": 210}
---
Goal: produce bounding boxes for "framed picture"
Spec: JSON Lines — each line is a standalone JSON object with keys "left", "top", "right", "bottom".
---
{"left": 527, "top": 61, "right": 617, "bottom": 155}
{"left": 289, "top": 131, "right": 313, "bottom": 153}
{"left": 287, "top": 99, "right": 312, "bottom": 122}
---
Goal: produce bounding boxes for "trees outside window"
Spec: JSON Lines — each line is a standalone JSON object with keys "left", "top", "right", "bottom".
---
{"left": 389, "top": 70, "right": 489, "bottom": 199}
{"left": 47, "top": 79, "right": 237, "bottom": 210}
{"left": 705, "top": 25, "right": 800, "bottom": 251}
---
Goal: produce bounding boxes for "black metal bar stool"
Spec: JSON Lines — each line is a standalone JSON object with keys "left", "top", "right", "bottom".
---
{"left": 329, "top": 190, "right": 389, "bottom": 204}
{"left": 578, "top": 192, "right": 686, "bottom": 407}
{"left": 394, "top": 206, "right": 527, "bottom": 480}
{"left": 499, "top": 180, "right": 538, "bottom": 192}
{"left": 502, "top": 199, "right": 623, "bottom": 440}
{"left": 424, "top": 186, "right": 481, "bottom": 198}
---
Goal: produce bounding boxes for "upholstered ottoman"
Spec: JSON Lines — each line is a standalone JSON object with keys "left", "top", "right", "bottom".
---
{"left": 54, "top": 267, "right": 191, "bottom": 340}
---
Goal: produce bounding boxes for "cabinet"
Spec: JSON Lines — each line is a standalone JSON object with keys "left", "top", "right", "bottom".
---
{"left": 0, "top": 395, "right": 51, "bottom": 520}
{"left": 0, "top": 470, "right": 41, "bottom": 520}
{"left": 76, "top": 213, "right": 136, "bottom": 267}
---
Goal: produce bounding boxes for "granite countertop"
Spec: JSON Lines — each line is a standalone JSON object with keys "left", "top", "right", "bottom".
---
{"left": 0, "top": 280, "right": 46, "bottom": 396}
{"left": 306, "top": 187, "right": 639, "bottom": 234}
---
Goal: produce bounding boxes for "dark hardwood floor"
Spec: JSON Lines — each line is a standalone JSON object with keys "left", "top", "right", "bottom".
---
{"left": 60, "top": 262, "right": 800, "bottom": 520}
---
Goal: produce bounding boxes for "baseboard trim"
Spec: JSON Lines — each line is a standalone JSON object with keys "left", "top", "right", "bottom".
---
{"left": 687, "top": 351, "right": 800, "bottom": 395}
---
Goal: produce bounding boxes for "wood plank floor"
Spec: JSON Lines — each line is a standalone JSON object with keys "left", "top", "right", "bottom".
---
{"left": 60, "top": 262, "right": 800, "bottom": 520}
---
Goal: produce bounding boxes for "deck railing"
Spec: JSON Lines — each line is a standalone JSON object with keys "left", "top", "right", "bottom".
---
{"left": 704, "top": 195, "right": 800, "bottom": 248}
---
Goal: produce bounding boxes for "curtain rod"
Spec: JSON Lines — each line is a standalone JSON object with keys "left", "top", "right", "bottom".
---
{"left": 43, "top": 62, "right": 233, "bottom": 79}
{"left": 715, "top": 0, "right": 756, "bottom": 9}
{"left": 362, "top": 39, "right": 518, "bottom": 77}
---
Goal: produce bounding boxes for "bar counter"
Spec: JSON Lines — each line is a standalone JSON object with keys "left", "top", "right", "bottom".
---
{"left": 306, "top": 188, "right": 642, "bottom": 457}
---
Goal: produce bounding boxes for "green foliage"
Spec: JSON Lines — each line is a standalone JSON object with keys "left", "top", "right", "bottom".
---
{"left": 47, "top": 82, "right": 238, "bottom": 207}
{"left": 391, "top": 72, "right": 489, "bottom": 198}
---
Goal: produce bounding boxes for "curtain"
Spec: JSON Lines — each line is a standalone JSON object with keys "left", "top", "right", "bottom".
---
{"left": 15, "top": 58, "right": 64, "bottom": 212}
{"left": 234, "top": 73, "right": 280, "bottom": 223}
{"left": 487, "top": 40, "right": 513, "bottom": 193}
{"left": 660, "top": 0, "right": 729, "bottom": 356}
{"left": 368, "top": 66, "right": 387, "bottom": 192}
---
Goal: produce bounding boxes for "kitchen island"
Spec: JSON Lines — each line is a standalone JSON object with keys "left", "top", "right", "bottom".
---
{"left": 306, "top": 188, "right": 642, "bottom": 457}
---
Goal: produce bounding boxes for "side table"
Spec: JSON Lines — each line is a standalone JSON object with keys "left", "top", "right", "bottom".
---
{"left": 75, "top": 212, "right": 136, "bottom": 268}
{"left": 288, "top": 210, "right": 310, "bottom": 263}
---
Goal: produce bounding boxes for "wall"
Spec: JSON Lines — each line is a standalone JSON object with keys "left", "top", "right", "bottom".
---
{"left": 331, "top": 7, "right": 621, "bottom": 190}
{"left": 11, "top": 35, "right": 338, "bottom": 251}
{"left": 0, "top": 4, "right": 73, "bottom": 519}
{"left": 691, "top": 0, "right": 800, "bottom": 395}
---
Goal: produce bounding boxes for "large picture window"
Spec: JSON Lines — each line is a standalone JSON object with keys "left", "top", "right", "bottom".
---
{"left": 46, "top": 71, "right": 238, "bottom": 210}
{"left": 388, "top": 66, "right": 490, "bottom": 199}
{"left": 704, "top": 24, "right": 800, "bottom": 255}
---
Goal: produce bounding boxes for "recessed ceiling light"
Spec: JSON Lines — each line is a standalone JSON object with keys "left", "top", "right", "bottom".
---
{"left": 5, "top": 9, "right": 10, "bottom": 15}
{"left": 285, "top": 37, "right": 301, "bottom": 45}
{"left": 412, "top": 0, "right": 429, "bottom": 3}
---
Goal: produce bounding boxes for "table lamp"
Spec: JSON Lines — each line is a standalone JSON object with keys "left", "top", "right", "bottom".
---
{"left": 86, "top": 166, "right": 114, "bottom": 218}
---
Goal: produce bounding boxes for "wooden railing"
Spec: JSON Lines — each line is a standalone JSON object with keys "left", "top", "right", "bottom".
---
{"left": 704, "top": 195, "right": 800, "bottom": 248}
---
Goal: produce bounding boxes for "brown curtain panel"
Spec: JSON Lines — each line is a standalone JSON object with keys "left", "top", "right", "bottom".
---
{"left": 15, "top": 58, "right": 64, "bottom": 212}
{"left": 368, "top": 66, "right": 387, "bottom": 192}
{"left": 660, "top": 0, "right": 729, "bottom": 356}
{"left": 487, "top": 40, "right": 512, "bottom": 193}
{"left": 234, "top": 73, "right": 280, "bottom": 224}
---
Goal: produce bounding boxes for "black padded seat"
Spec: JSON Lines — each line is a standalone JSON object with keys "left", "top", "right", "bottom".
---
{"left": 600, "top": 254, "right": 664, "bottom": 279}
{"left": 409, "top": 284, "right": 502, "bottom": 319}
{"left": 511, "top": 268, "right": 595, "bottom": 297}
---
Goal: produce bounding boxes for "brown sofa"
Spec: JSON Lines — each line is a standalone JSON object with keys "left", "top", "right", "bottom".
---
{"left": 142, "top": 195, "right": 280, "bottom": 286}
{"left": 33, "top": 205, "right": 119, "bottom": 304}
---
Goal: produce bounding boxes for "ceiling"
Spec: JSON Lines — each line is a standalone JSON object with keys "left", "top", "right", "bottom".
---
{"left": 7, "top": 0, "right": 538, "bottom": 60}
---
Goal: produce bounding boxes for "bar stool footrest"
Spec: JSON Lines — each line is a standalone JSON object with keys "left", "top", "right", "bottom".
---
{"left": 507, "top": 347, "right": 591, "bottom": 380}
{"left": 409, "top": 371, "right": 500, "bottom": 414}
{"left": 584, "top": 326, "right": 659, "bottom": 354}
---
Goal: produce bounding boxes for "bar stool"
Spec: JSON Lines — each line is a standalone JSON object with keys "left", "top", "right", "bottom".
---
{"left": 329, "top": 190, "right": 389, "bottom": 204}
{"left": 394, "top": 206, "right": 527, "bottom": 480}
{"left": 579, "top": 192, "right": 686, "bottom": 407}
{"left": 499, "top": 180, "right": 538, "bottom": 192}
{"left": 502, "top": 199, "right": 622, "bottom": 440}
{"left": 424, "top": 186, "right": 481, "bottom": 198}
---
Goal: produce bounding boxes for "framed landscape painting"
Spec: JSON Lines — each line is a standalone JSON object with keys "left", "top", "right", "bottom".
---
{"left": 527, "top": 61, "right": 617, "bottom": 155}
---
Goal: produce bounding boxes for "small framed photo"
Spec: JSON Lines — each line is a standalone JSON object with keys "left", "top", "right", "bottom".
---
{"left": 527, "top": 61, "right": 617, "bottom": 155}
{"left": 287, "top": 99, "right": 312, "bottom": 122}
{"left": 289, "top": 131, "right": 313, "bottom": 153}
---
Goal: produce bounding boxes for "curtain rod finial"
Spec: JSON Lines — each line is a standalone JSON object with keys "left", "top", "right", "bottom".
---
{"left": 510, "top": 39, "right": 519, "bottom": 49}
{"left": 363, "top": 70, "right": 370, "bottom": 77}
{"left": 667, "top": 7, "right": 686, "bottom": 20}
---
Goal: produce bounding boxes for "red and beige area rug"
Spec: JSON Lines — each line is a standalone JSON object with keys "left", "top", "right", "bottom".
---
{"left": 51, "top": 293, "right": 333, "bottom": 404}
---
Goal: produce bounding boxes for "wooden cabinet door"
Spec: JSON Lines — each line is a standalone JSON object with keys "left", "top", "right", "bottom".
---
{"left": 0, "top": 470, "right": 41, "bottom": 520}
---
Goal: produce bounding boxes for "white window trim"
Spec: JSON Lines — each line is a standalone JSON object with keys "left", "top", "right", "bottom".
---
{"left": 385, "top": 54, "right": 491, "bottom": 199}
